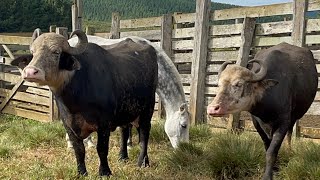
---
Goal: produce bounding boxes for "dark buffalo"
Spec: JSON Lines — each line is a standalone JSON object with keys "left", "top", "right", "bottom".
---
{"left": 207, "top": 42, "right": 318, "bottom": 180}
{"left": 11, "top": 29, "right": 158, "bottom": 176}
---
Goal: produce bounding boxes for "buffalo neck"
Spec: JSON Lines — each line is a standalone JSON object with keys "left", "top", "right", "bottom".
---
{"left": 156, "top": 51, "right": 186, "bottom": 118}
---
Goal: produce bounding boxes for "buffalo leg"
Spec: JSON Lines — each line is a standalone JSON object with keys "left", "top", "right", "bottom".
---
{"left": 66, "top": 130, "right": 87, "bottom": 176}
{"left": 119, "top": 125, "right": 130, "bottom": 161}
{"left": 97, "top": 129, "right": 112, "bottom": 176}
{"left": 137, "top": 122, "right": 151, "bottom": 167}
{"left": 127, "top": 124, "right": 133, "bottom": 147}
{"left": 251, "top": 115, "right": 271, "bottom": 150}
{"left": 137, "top": 108, "right": 153, "bottom": 167}
{"left": 263, "top": 116, "right": 290, "bottom": 180}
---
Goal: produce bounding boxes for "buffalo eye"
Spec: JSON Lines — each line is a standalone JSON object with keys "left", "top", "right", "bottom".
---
{"left": 53, "top": 50, "right": 60, "bottom": 55}
{"left": 181, "top": 124, "right": 187, "bottom": 128}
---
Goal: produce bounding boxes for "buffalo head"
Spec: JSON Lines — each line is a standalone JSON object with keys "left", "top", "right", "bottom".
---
{"left": 207, "top": 60, "right": 278, "bottom": 116}
{"left": 10, "top": 29, "right": 88, "bottom": 90}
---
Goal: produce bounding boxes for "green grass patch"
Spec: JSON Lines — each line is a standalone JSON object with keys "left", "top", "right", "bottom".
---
{"left": 0, "top": 114, "right": 320, "bottom": 179}
{"left": 280, "top": 141, "right": 320, "bottom": 180}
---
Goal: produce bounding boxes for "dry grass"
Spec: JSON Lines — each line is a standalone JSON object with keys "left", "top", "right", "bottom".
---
{"left": 0, "top": 114, "right": 319, "bottom": 179}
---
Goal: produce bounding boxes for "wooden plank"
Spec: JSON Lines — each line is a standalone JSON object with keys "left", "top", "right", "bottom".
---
{"left": 120, "top": 16, "right": 162, "bottom": 29}
{"left": 254, "top": 19, "right": 320, "bottom": 36}
{"left": 212, "top": 0, "right": 320, "bottom": 21}
{"left": 0, "top": 88, "right": 50, "bottom": 106}
{"left": 111, "top": 12, "right": 120, "bottom": 39}
{"left": 2, "top": 45, "right": 15, "bottom": 59}
{"left": 94, "top": 32, "right": 111, "bottom": 38}
{"left": 77, "top": 0, "right": 83, "bottom": 31}
{"left": 292, "top": 0, "right": 308, "bottom": 138}
{"left": 300, "top": 126, "right": 320, "bottom": 139}
{"left": 0, "top": 78, "right": 24, "bottom": 111}
{"left": 173, "top": 13, "right": 195, "bottom": 24}
{"left": 49, "top": 90, "right": 54, "bottom": 121}
{"left": 0, "top": 35, "right": 32, "bottom": 45}
{"left": 172, "top": 28, "right": 195, "bottom": 39}
{"left": 312, "top": 50, "right": 320, "bottom": 59}
{"left": 120, "top": 30, "right": 161, "bottom": 40}
{"left": 292, "top": 0, "right": 308, "bottom": 47}
{"left": 173, "top": 53, "right": 193, "bottom": 63}
{"left": 306, "top": 35, "right": 320, "bottom": 45}
{"left": 255, "top": 21, "right": 293, "bottom": 35}
{"left": 207, "top": 51, "right": 239, "bottom": 62}
{"left": 56, "top": 27, "right": 68, "bottom": 38}
{"left": 237, "top": 18, "right": 256, "bottom": 67}
{"left": 206, "top": 74, "right": 218, "bottom": 85}
{"left": 158, "top": 13, "right": 173, "bottom": 119}
{"left": 24, "top": 86, "right": 50, "bottom": 97}
{"left": 307, "top": 19, "right": 320, "bottom": 32}
{"left": 253, "top": 36, "right": 292, "bottom": 47}
{"left": 306, "top": 101, "right": 320, "bottom": 115}
{"left": 150, "top": 41, "right": 161, "bottom": 48}
{"left": 172, "top": 40, "right": 194, "bottom": 50}
{"left": 230, "top": 17, "right": 256, "bottom": 131}
{"left": 0, "top": 72, "right": 49, "bottom": 90}
{"left": 208, "top": 36, "right": 242, "bottom": 49}
{"left": 189, "top": 0, "right": 211, "bottom": 124}
{"left": 72, "top": 4, "right": 79, "bottom": 31}
{"left": 212, "top": 2, "right": 293, "bottom": 21}
{"left": 209, "top": 24, "right": 243, "bottom": 36}
{"left": 180, "top": 74, "right": 191, "bottom": 84}
{"left": 2, "top": 105, "right": 50, "bottom": 122}
{"left": 0, "top": 98, "right": 50, "bottom": 113}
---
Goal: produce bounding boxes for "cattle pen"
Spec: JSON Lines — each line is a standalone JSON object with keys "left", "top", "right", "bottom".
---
{"left": 0, "top": 0, "right": 320, "bottom": 141}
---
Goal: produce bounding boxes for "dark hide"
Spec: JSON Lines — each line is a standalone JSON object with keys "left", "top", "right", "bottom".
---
{"left": 249, "top": 43, "right": 317, "bottom": 180}
{"left": 11, "top": 39, "right": 158, "bottom": 176}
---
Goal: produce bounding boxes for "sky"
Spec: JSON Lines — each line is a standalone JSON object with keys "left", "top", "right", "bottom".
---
{"left": 213, "top": 0, "right": 292, "bottom": 6}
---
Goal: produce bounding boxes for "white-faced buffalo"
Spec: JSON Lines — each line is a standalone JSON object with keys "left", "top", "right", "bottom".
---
{"left": 10, "top": 29, "right": 158, "bottom": 176}
{"left": 207, "top": 42, "right": 318, "bottom": 180}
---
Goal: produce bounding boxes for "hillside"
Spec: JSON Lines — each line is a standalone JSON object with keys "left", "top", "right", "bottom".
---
{"left": 83, "top": 0, "right": 237, "bottom": 21}
{"left": 0, "top": 0, "right": 236, "bottom": 32}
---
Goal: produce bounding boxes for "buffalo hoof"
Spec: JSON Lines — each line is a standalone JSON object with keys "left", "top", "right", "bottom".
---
{"left": 138, "top": 155, "right": 150, "bottom": 167}
{"left": 78, "top": 170, "right": 88, "bottom": 176}
{"left": 118, "top": 155, "right": 129, "bottom": 162}
{"left": 99, "top": 168, "right": 112, "bottom": 176}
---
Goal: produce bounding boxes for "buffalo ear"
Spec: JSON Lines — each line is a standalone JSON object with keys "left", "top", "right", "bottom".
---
{"left": 10, "top": 54, "right": 33, "bottom": 69}
{"left": 59, "top": 52, "right": 81, "bottom": 71}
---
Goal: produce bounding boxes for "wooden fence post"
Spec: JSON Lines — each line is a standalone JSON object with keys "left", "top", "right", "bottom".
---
{"left": 49, "top": 25, "right": 57, "bottom": 33}
{"left": 292, "top": 0, "right": 308, "bottom": 138}
{"left": 56, "top": 27, "right": 69, "bottom": 38}
{"left": 189, "top": 0, "right": 211, "bottom": 125}
{"left": 85, "top": 26, "right": 95, "bottom": 35}
{"left": 110, "top": 12, "right": 120, "bottom": 39}
{"left": 77, "top": 0, "right": 83, "bottom": 30}
{"left": 228, "top": 17, "right": 256, "bottom": 132}
{"left": 158, "top": 13, "right": 173, "bottom": 119}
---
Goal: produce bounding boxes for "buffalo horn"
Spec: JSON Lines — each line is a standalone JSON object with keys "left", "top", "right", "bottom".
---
{"left": 31, "top": 28, "right": 42, "bottom": 43}
{"left": 64, "top": 30, "right": 88, "bottom": 55}
{"left": 248, "top": 59, "right": 267, "bottom": 82}
{"left": 218, "top": 61, "right": 233, "bottom": 78}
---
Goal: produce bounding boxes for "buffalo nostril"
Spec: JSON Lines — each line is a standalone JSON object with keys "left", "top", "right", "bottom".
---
{"left": 33, "top": 70, "right": 39, "bottom": 75}
{"left": 214, "top": 105, "right": 220, "bottom": 111}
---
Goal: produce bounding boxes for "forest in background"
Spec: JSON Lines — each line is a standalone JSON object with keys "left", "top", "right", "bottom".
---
{"left": 0, "top": 0, "right": 236, "bottom": 32}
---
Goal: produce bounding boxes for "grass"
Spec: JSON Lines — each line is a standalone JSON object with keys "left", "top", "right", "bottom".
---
{"left": 0, "top": 114, "right": 320, "bottom": 179}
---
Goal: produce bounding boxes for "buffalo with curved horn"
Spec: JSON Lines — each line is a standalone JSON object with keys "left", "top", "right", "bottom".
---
{"left": 207, "top": 42, "right": 318, "bottom": 180}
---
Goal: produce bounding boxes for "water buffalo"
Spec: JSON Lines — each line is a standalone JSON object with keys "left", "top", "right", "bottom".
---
{"left": 10, "top": 29, "right": 158, "bottom": 176}
{"left": 68, "top": 35, "right": 190, "bottom": 149}
{"left": 207, "top": 42, "right": 318, "bottom": 180}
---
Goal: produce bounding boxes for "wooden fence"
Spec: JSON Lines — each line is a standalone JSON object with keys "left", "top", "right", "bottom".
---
{"left": 0, "top": 0, "right": 320, "bottom": 138}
